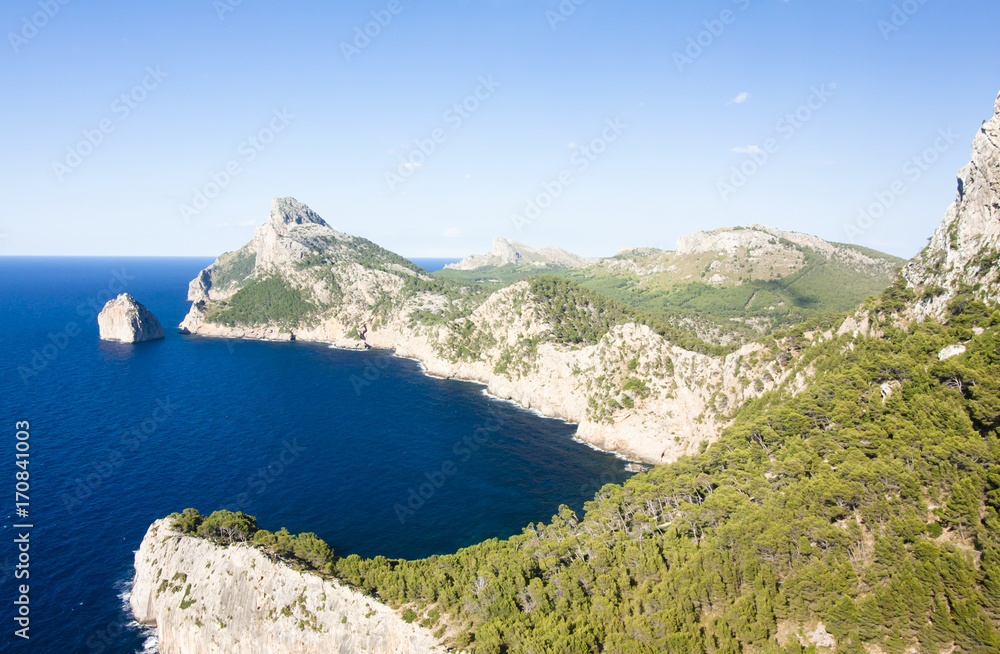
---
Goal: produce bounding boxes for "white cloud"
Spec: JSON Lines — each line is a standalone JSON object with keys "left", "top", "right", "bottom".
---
{"left": 730, "top": 92, "right": 750, "bottom": 104}
{"left": 731, "top": 145, "right": 762, "bottom": 154}
{"left": 441, "top": 227, "right": 462, "bottom": 238}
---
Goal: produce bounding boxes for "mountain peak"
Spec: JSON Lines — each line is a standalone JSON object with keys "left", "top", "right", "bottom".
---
{"left": 268, "top": 197, "right": 328, "bottom": 229}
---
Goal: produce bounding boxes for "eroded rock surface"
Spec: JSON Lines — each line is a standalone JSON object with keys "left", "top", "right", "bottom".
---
{"left": 98, "top": 294, "right": 165, "bottom": 343}
{"left": 130, "top": 518, "right": 447, "bottom": 654}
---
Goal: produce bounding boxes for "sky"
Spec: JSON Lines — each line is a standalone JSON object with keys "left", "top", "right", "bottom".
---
{"left": 2, "top": 1, "right": 999, "bottom": 260}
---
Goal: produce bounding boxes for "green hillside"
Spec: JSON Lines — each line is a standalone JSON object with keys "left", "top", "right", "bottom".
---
{"left": 173, "top": 286, "right": 1000, "bottom": 653}
{"left": 435, "top": 234, "right": 904, "bottom": 342}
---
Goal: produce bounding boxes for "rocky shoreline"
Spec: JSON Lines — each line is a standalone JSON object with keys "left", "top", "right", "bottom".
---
{"left": 180, "top": 305, "right": 795, "bottom": 465}
{"left": 176, "top": 197, "right": 798, "bottom": 465}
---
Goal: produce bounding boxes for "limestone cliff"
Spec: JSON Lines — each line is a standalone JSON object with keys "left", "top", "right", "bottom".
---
{"left": 373, "top": 282, "right": 799, "bottom": 464}
{"left": 98, "top": 293, "right": 165, "bottom": 343}
{"left": 444, "top": 237, "right": 595, "bottom": 270}
{"left": 181, "top": 200, "right": 816, "bottom": 464}
{"left": 180, "top": 196, "right": 432, "bottom": 345}
{"left": 179, "top": 199, "right": 800, "bottom": 463}
{"left": 130, "top": 518, "right": 447, "bottom": 654}
{"left": 904, "top": 91, "right": 1000, "bottom": 319}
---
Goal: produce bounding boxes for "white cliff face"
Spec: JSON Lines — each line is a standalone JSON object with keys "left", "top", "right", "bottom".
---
{"left": 905, "top": 91, "right": 1000, "bottom": 320}
{"left": 98, "top": 294, "right": 165, "bottom": 343}
{"left": 444, "top": 237, "right": 596, "bottom": 270}
{"left": 131, "top": 519, "right": 448, "bottom": 654}
{"left": 362, "top": 282, "right": 795, "bottom": 464}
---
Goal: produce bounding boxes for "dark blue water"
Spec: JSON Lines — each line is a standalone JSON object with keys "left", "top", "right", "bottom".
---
{"left": 0, "top": 257, "right": 630, "bottom": 653}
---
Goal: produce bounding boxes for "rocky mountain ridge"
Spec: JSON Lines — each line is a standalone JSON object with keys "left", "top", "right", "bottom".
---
{"left": 179, "top": 200, "right": 805, "bottom": 464}
{"left": 438, "top": 224, "right": 904, "bottom": 347}
{"left": 444, "top": 237, "right": 596, "bottom": 270}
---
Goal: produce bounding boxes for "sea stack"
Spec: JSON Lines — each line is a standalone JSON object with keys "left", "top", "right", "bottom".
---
{"left": 98, "top": 294, "right": 165, "bottom": 343}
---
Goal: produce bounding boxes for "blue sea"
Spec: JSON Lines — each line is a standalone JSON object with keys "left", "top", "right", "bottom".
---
{"left": 0, "top": 257, "right": 630, "bottom": 653}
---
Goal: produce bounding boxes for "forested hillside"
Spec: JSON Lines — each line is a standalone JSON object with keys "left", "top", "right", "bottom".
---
{"left": 173, "top": 284, "right": 1000, "bottom": 653}
{"left": 169, "top": 90, "right": 1000, "bottom": 653}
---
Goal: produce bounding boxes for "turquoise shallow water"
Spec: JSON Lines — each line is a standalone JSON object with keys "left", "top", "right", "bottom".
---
{"left": 0, "top": 256, "right": 630, "bottom": 653}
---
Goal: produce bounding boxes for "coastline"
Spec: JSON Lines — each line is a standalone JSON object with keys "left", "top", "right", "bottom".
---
{"left": 174, "top": 305, "right": 786, "bottom": 466}
{"left": 350, "top": 338, "right": 641, "bottom": 465}
{"left": 180, "top": 330, "right": 648, "bottom": 466}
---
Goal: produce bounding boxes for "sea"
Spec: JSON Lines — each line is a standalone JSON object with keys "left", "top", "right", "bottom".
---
{"left": 0, "top": 257, "right": 632, "bottom": 653}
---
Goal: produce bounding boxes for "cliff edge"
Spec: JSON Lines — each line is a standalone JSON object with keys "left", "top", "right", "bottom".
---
{"left": 130, "top": 518, "right": 447, "bottom": 654}
{"left": 904, "top": 91, "right": 1000, "bottom": 319}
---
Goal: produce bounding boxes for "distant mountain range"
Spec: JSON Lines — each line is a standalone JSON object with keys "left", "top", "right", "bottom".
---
{"left": 438, "top": 225, "right": 905, "bottom": 342}
{"left": 444, "top": 237, "right": 596, "bottom": 270}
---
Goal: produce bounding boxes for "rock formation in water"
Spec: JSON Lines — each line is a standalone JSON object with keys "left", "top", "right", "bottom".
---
{"left": 130, "top": 518, "right": 447, "bottom": 654}
{"left": 444, "top": 237, "right": 596, "bottom": 270}
{"left": 97, "top": 293, "right": 165, "bottom": 343}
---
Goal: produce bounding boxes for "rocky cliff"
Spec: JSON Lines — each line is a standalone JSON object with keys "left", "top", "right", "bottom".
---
{"left": 444, "top": 237, "right": 595, "bottom": 270}
{"left": 179, "top": 200, "right": 802, "bottom": 464}
{"left": 98, "top": 293, "right": 165, "bottom": 343}
{"left": 904, "top": 91, "right": 1000, "bottom": 319}
{"left": 374, "top": 281, "right": 799, "bottom": 463}
{"left": 130, "top": 518, "right": 447, "bottom": 654}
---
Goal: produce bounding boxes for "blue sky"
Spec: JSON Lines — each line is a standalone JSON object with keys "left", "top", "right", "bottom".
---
{"left": 2, "top": 0, "right": 999, "bottom": 259}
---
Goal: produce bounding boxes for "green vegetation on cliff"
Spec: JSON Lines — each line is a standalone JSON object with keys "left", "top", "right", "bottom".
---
{"left": 211, "top": 276, "right": 316, "bottom": 327}
{"left": 436, "top": 241, "right": 903, "bottom": 343}
{"left": 530, "top": 276, "right": 732, "bottom": 356}
{"left": 170, "top": 508, "right": 335, "bottom": 574}
{"left": 175, "top": 290, "right": 1000, "bottom": 653}
{"left": 335, "top": 294, "right": 1000, "bottom": 653}
{"left": 211, "top": 248, "right": 257, "bottom": 290}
